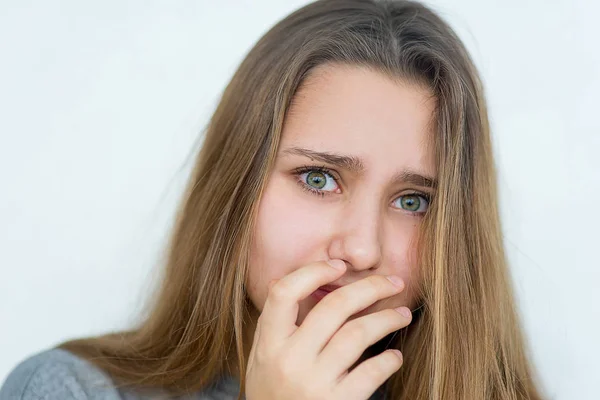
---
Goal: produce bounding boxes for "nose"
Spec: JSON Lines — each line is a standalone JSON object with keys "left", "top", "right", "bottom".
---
{"left": 327, "top": 197, "right": 383, "bottom": 272}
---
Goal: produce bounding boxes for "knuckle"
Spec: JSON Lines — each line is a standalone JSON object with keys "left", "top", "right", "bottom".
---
{"left": 253, "top": 345, "right": 269, "bottom": 363}
{"left": 360, "top": 351, "right": 403, "bottom": 381}
{"left": 322, "top": 288, "right": 349, "bottom": 308}
{"left": 340, "top": 320, "right": 369, "bottom": 344}
{"left": 278, "top": 352, "right": 297, "bottom": 377}
{"left": 254, "top": 339, "right": 275, "bottom": 363}
{"left": 269, "top": 280, "right": 290, "bottom": 299}
{"left": 363, "top": 358, "right": 387, "bottom": 380}
{"left": 365, "top": 275, "right": 388, "bottom": 293}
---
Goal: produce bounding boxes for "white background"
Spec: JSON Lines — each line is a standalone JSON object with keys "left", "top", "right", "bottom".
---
{"left": 0, "top": 0, "right": 598, "bottom": 398}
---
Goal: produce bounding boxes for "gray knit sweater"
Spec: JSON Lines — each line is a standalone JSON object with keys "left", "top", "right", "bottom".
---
{"left": 0, "top": 349, "right": 386, "bottom": 400}
{"left": 0, "top": 349, "right": 242, "bottom": 400}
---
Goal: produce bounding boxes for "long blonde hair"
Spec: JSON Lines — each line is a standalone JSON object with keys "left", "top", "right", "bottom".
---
{"left": 60, "top": 0, "right": 545, "bottom": 398}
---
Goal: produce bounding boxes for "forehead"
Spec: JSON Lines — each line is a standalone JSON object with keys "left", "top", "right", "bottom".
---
{"left": 280, "top": 63, "right": 436, "bottom": 177}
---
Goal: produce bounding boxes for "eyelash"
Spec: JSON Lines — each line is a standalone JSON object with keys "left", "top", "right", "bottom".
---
{"left": 293, "top": 165, "right": 337, "bottom": 197}
{"left": 293, "top": 165, "right": 432, "bottom": 215}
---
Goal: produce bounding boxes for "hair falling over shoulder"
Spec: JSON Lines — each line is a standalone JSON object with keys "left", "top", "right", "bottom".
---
{"left": 60, "top": 1, "right": 545, "bottom": 399}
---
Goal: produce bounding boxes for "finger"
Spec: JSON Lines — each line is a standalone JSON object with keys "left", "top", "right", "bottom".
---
{"left": 336, "top": 349, "right": 403, "bottom": 400}
{"left": 295, "top": 274, "right": 405, "bottom": 354}
{"left": 259, "top": 259, "right": 347, "bottom": 344}
{"left": 318, "top": 307, "right": 411, "bottom": 377}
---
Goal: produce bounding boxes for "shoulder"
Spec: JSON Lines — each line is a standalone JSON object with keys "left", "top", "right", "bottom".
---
{"left": 0, "top": 348, "right": 123, "bottom": 400}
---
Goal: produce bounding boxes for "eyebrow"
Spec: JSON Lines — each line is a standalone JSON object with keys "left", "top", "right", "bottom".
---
{"left": 282, "top": 146, "right": 437, "bottom": 190}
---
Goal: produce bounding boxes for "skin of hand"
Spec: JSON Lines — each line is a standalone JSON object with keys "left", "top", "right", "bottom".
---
{"left": 245, "top": 259, "right": 412, "bottom": 400}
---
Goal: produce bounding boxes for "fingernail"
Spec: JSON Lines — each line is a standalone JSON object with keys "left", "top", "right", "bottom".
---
{"left": 327, "top": 259, "right": 346, "bottom": 270}
{"left": 386, "top": 275, "right": 404, "bottom": 288}
{"left": 390, "top": 349, "right": 403, "bottom": 361}
{"left": 394, "top": 306, "right": 412, "bottom": 318}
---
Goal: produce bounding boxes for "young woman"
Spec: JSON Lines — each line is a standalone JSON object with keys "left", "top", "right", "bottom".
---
{"left": 0, "top": 0, "right": 545, "bottom": 399}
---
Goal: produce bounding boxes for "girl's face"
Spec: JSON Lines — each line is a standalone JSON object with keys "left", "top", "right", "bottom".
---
{"left": 247, "top": 63, "right": 436, "bottom": 325}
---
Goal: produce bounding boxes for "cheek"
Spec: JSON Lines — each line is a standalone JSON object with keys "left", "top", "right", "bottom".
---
{"left": 384, "top": 221, "right": 422, "bottom": 309}
{"left": 246, "top": 176, "right": 331, "bottom": 311}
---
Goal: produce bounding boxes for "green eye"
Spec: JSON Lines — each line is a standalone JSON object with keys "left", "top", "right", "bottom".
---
{"left": 306, "top": 171, "right": 326, "bottom": 189}
{"left": 401, "top": 195, "right": 420, "bottom": 211}
{"left": 394, "top": 193, "right": 429, "bottom": 214}
{"left": 296, "top": 167, "right": 338, "bottom": 195}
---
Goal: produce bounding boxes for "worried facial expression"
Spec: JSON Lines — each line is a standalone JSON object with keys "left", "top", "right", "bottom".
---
{"left": 247, "top": 63, "right": 436, "bottom": 325}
